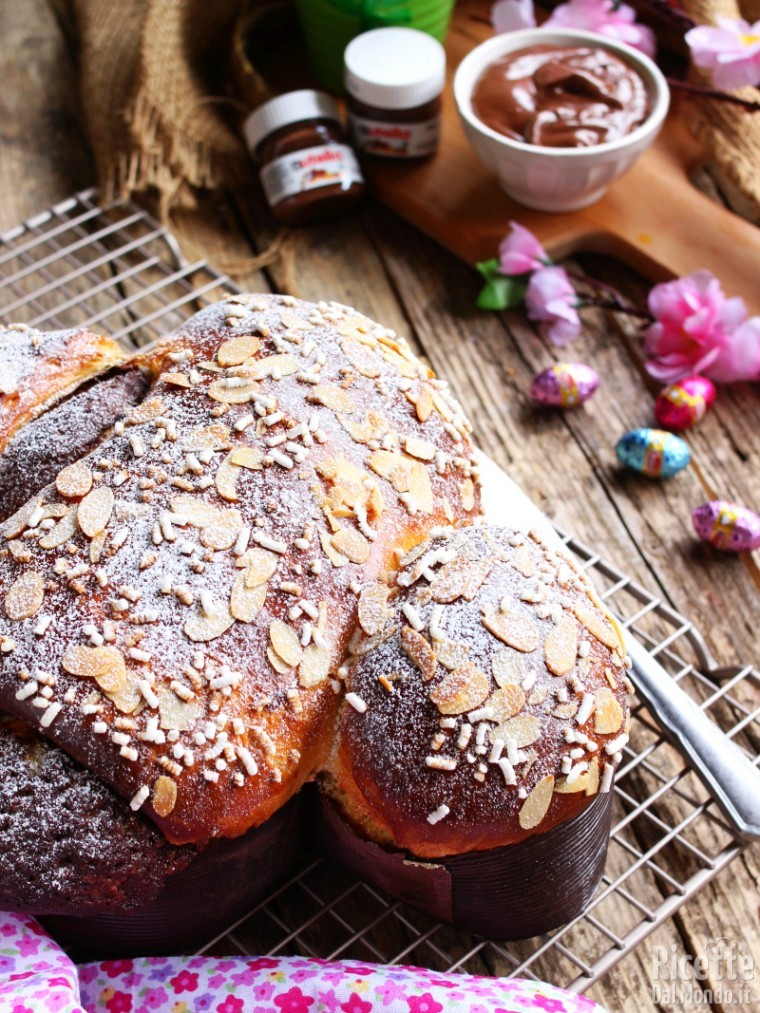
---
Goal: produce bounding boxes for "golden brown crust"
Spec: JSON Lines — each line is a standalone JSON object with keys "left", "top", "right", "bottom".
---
{"left": 0, "top": 324, "right": 126, "bottom": 451}
{"left": 327, "top": 524, "right": 632, "bottom": 859}
{"left": 0, "top": 295, "right": 480, "bottom": 845}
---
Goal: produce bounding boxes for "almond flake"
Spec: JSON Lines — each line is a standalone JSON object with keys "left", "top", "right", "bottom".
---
{"left": 62, "top": 644, "right": 127, "bottom": 693}
{"left": 215, "top": 453, "right": 242, "bottom": 502}
{"left": 127, "top": 396, "right": 165, "bottom": 424}
{"left": 367, "top": 451, "right": 433, "bottom": 514}
{"left": 434, "top": 639, "right": 470, "bottom": 671}
{"left": 331, "top": 528, "right": 370, "bottom": 564}
{"left": 163, "top": 372, "right": 191, "bottom": 387}
{"left": 319, "top": 529, "right": 348, "bottom": 567}
{"left": 270, "top": 619, "right": 303, "bottom": 667}
{"left": 208, "top": 378, "right": 259, "bottom": 404}
{"left": 430, "top": 558, "right": 492, "bottom": 604}
{"left": 244, "top": 548, "right": 279, "bottom": 587}
{"left": 5, "top": 571, "right": 44, "bottom": 620}
{"left": 489, "top": 684, "right": 526, "bottom": 722}
{"left": 230, "top": 447, "right": 262, "bottom": 469}
{"left": 152, "top": 775, "right": 178, "bottom": 816}
{"left": 492, "top": 647, "right": 524, "bottom": 687}
{"left": 553, "top": 701, "right": 579, "bottom": 719}
{"left": 408, "top": 384, "right": 434, "bottom": 422}
{"left": 171, "top": 495, "right": 221, "bottom": 527}
{"left": 184, "top": 607, "right": 234, "bottom": 642}
{"left": 267, "top": 645, "right": 293, "bottom": 675}
{"left": 497, "top": 713, "right": 541, "bottom": 748}
{"left": 402, "top": 626, "right": 438, "bottom": 681}
{"left": 246, "top": 353, "right": 299, "bottom": 380}
{"left": 513, "top": 545, "right": 536, "bottom": 578}
{"left": 107, "top": 677, "right": 143, "bottom": 714}
{"left": 482, "top": 609, "right": 540, "bottom": 653}
{"left": 217, "top": 334, "right": 260, "bottom": 366}
{"left": 594, "top": 687, "right": 625, "bottom": 735}
{"left": 430, "top": 662, "right": 489, "bottom": 715}
{"left": 38, "top": 507, "right": 77, "bottom": 549}
{"left": 459, "top": 478, "right": 476, "bottom": 512}
{"left": 404, "top": 437, "right": 436, "bottom": 461}
{"left": 357, "top": 583, "right": 391, "bottom": 636}
{"left": 78, "top": 487, "right": 114, "bottom": 537}
{"left": 544, "top": 613, "right": 578, "bottom": 676}
{"left": 555, "top": 756, "right": 599, "bottom": 795}
{"left": 519, "top": 775, "right": 555, "bottom": 830}
{"left": 573, "top": 601, "right": 622, "bottom": 651}
{"left": 341, "top": 338, "right": 382, "bottom": 377}
{"left": 56, "top": 461, "right": 93, "bottom": 499}
{"left": 201, "top": 509, "right": 243, "bottom": 551}
{"left": 230, "top": 572, "right": 267, "bottom": 623}
{"left": 299, "top": 642, "right": 331, "bottom": 688}
{"left": 310, "top": 384, "right": 356, "bottom": 414}
{"left": 339, "top": 410, "right": 389, "bottom": 445}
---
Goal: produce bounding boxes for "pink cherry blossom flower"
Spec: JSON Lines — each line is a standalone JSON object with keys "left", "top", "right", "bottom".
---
{"left": 545, "top": 0, "right": 656, "bottom": 56}
{"left": 644, "top": 270, "right": 760, "bottom": 383}
{"left": 491, "top": 0, "right": 536, "bottom": 34}
{"left": 499, "top": 221, "right": 550, "bottom": 275}
{"left": 686, "top": 17, "right": 760, "bottom": 90}
{"left": 525, "top": 266, "right": 582, "bottom": 346}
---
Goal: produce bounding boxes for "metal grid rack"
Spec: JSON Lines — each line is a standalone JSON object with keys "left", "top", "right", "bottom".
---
{"left": 1, "top": 189, "right": 758, "bottom": 993}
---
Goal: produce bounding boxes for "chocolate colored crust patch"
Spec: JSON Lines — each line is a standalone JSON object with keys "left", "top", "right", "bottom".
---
{"left": 320, "top": 788, "right": 613, "bottom": 939}
{"left": 0, "top": 716, "right": 193, "bottom": 916}
{"left": 0, "top": 368, "right": 150, "bottom": 521}
{"left": 44, "top": 793, "right": 306, "bottom": 957}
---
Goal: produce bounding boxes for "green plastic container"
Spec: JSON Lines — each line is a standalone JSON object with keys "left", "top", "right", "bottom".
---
{"left": 295, "top": 0, "right": 455, "bottom": 92}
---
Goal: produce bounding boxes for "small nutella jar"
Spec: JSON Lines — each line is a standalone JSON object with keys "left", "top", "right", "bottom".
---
{"left": 244, "top": 90, "right": 364, "bottom": 225}
{"left": 344, "top": 28, "right": 446, "bottom": 159}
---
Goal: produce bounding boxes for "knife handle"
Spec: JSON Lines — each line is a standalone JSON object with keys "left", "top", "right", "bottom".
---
{"left": 626, "top": 635, "right": 760, "bottom": 840}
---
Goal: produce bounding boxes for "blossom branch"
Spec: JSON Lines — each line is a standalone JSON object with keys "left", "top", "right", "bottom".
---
{"left": 666, "top": 77, "right": 760, "bottom": 112}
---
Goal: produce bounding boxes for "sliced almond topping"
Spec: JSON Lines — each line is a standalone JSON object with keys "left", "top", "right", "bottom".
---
{"left": 357, "top": 583, "right": 391, "bottom": 636}
{"left": 430, "top": 558, "right": 492, "bottom": 604}
{"left": 106, "top": 677, "right": 142, "bottom": 714}
{"left": 402, "top": 626, "right": 438, "bottom": 681}
{"left": 267, "top": 645, "right": 293, "bottom": 675}
{"left": 208, "top": 378, "right": 259, "bottom": 404}
{"left": 78, "top": 487, "right": 114, "bottom": 538}
{"left": 39, "top": 507, "right": 77, "bottom": 549}
{"left": 2, "top": 497, "right": 42, "bottom": 540}
{"left": 5, "top": 571, "right": 44, "bottom": 620}
{"left": 281, "top": 310, "right": 311, "bottom": 330}
{"left": 299, "top": 642, "right": 331, "bottom": 688}
{"left": 319, "top": 529, "right": 348, "bottom": 567}
{"left": 185, "top": 423, "right": 231, "bottom": 451}
{"left": 62, "top": 644, "right": 126, "bottom": 693}
{"left": 56, "top": 461, "right": 93, "bottom": 499}
{"left": 158, "top": 685, "right": 201, "bottom": 731}
{"left": 408, "top": 384, "right": 434, "bottom": 422}
{"left": 339, "top": 410, "right": 388, "bottom": 445}
{"left": 513, "top": 545, "right": 536, "bottom": 578}
{"left": 171, "top": 495, "right": 221, "bottom": 527}
{"left": 489, "top": 683, "right": 526, "bottom": 722}
{"left": 217, "top": 334, "right": 260, "bottom": 366}
{"left": 341, "top": 338, "right": 382, "bottom": 378}
{"left": 430, "top": 662, "right": 489, "bottom": 715}
{"left": 163, "top": 372, "right": 191, "bottom": 387}
{"left": 90, "top": 529, "right": 107, "bottom": 564}
{"left": 270, "top": 619, "right": 303, "bottom": 668}
{"left": 230, "top": 447, "right": 262, "bottom": 470}
{"left": 246, "top": 353, "right": 299, "bottom": 380}
{"left": 407, "top": 462, "right": 434, "bottom": 514}
{"left": 244, "top": 548, "right": 279, "bottom": 588}
{"left": 331, "top": 527, "right": 370, "bottom": 565}
{"left": 200, "top": 509, "right": 243, "bottom": 551}
{"left": 434, "top": 639, "right": 469, "bottom": 671}
{"left": 126, "top": 396, "right": 165, "bottom": 424}
{"left": 594, "top": 687, "right": 625, "bottom": 735}
{"left": 404, "top": 437, "right": 436, "bottom": 461}
{"left": 519, "top": 775, "right": 555, "bottom": 830}
{"left": 230, "top": 573, "right": 267, "bottom": 623}
{"left": 544, "top": 613, "right": 578, "bottom": 676}
{"left": 553, "top": 701, "right": 579, "bottom": 719}
{"left": 573, "top": 601, "right": 621, "bottom": 651}
{"left": 152, "top": 775, "right": 178, "bottom": 816}
{"left": 555, "top": 756, "right": 599, "bottom": 795}
{"left": 215, "top": 453, "right": 241, "bottom": 502}
{"left": 184, "top": 607, "right": 234, "bottom": 642}
{"left": 482, "top": 609, "right": 540, "bottom": 653}
{"left": 492, "top": 647, "right": 524, "bottom": 687}
{"left": 310, "top": 384, "right": 356, "bottom": 414}
{"left": 497, "top": 714, "right": 541, "bottom": 747}
{"left": 459, "top": 478, "right": 476, "bottom": 512}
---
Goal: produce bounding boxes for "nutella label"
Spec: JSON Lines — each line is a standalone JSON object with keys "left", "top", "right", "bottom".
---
{"left": 259, "top": 144, "right": 363, "bottom": 207}
{"left": 349, "top": 113, "right": 440, "bottom": 158}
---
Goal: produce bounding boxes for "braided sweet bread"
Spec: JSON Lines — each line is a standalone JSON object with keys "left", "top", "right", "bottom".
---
{"left": 0, "top": 294, "right": 629, "bottom": 952}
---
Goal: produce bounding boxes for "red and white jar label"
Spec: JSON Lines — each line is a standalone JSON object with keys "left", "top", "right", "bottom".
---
{"left": 259, "top": 144, "right": 363, "bottom": 207}
{"left": 348, "top": 114, "right": 440, "bottom": 158}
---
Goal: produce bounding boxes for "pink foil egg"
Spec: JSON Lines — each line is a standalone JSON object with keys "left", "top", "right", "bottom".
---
{"left": 692, "top": 500, "right": 760, "bottom": 553}
{"left": 654, "top": 375, "right": 716, "bottom": 431}
{"left": 530, "top": 362, "right": 599, "bottom": 408}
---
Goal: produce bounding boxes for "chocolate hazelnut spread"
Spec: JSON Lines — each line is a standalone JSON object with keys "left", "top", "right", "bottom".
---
{"left": 472, "top": 45, "right": 649, "bottom": 148}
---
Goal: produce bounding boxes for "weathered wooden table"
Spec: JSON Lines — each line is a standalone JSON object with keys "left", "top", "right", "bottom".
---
{"left": 1, "top": 2, "right": 758, "bottom": 1010}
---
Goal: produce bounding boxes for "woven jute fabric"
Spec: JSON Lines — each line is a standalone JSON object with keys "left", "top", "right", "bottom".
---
{"left": 72, "top": 0, "right": 259, "bottom": 218}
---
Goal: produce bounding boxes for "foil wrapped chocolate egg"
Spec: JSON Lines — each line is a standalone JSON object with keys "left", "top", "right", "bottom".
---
{"left": 654, "top": 375, "right": 716, "bottom": 431}
{"left": 615, "top": 428, "right": 690, "bottom": 478}
{"left": 692, "top": 500, "right": 760, "bottom": 553}
{"left": 530, "top": 362, "right": 599, "bottom": 408}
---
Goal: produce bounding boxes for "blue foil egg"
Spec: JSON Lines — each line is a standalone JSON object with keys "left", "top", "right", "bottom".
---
{"left": 615, "top": 428, "right": 690, "bottom": 478}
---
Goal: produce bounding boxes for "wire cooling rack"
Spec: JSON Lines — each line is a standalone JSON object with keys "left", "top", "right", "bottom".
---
{"left": 1, "top": 188, "right": 758, "bottom": 994}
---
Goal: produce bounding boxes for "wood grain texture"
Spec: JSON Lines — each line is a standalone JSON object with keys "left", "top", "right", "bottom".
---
{"left": 364, "top": 0, "right": 760, "bottom": 313}
{"left": 0, "top": 1, "right": 757, "bottom": 1009}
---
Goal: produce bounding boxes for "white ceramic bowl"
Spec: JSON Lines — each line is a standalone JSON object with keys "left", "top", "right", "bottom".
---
{"left": 453, "top": 28, "right": 670, "bottom": 212}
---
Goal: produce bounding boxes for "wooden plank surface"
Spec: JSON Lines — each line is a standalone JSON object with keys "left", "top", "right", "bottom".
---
{"left": 0, "top": 2, "right": 758, "bottom": 1011}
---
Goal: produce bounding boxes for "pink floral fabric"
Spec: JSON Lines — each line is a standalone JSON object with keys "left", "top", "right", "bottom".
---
{"left": 0, "top": 911, "right": 608, "bottom": 1013}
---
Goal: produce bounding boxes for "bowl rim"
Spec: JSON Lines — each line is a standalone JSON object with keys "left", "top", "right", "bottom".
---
{"left": 453, "top": 27, "right": 671, "bottom": 159}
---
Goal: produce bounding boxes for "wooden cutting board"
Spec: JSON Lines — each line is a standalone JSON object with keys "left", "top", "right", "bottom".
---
{"left": 364, "top": 0, "right": 760, "bottom": 313}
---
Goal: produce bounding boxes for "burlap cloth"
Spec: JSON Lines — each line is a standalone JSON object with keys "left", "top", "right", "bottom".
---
{"left": 70, "top": 0, "right": 760, "bottom": 229}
